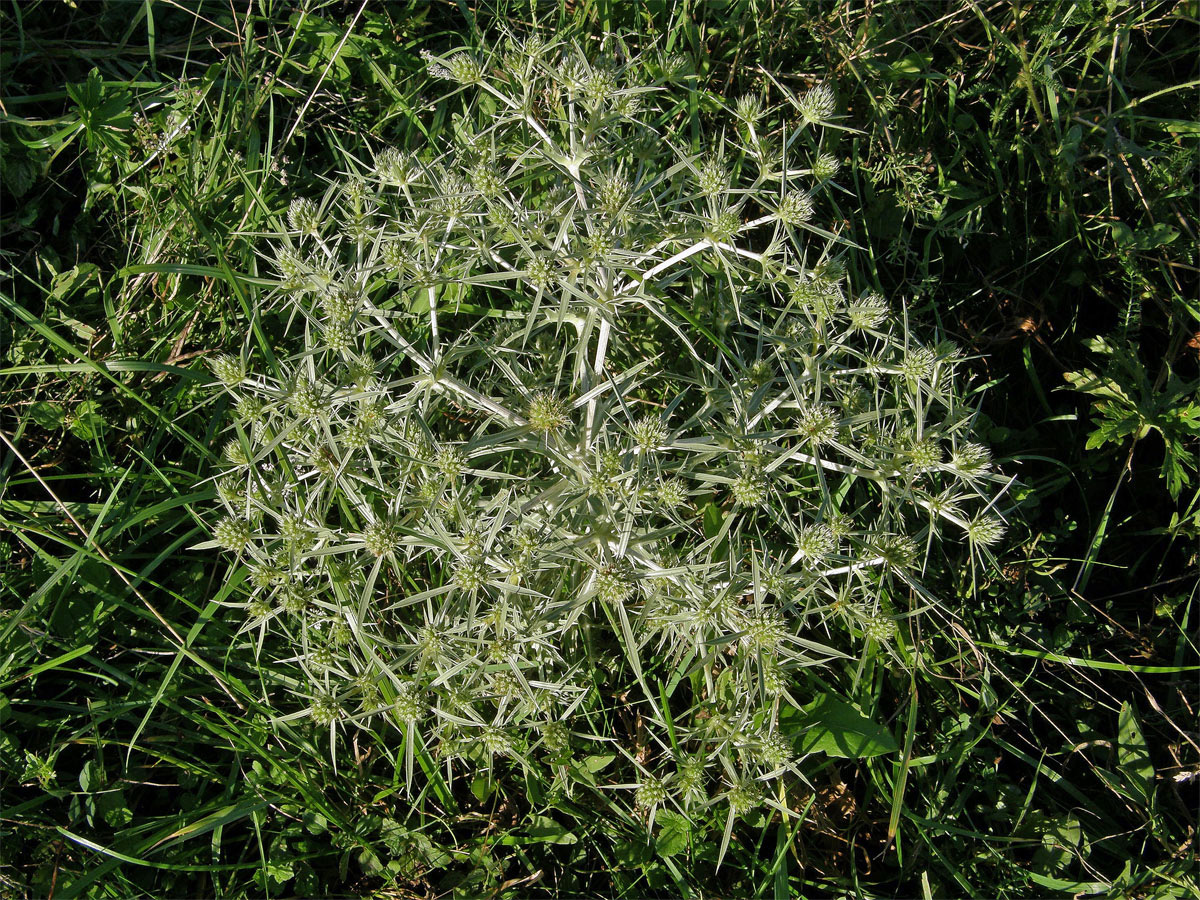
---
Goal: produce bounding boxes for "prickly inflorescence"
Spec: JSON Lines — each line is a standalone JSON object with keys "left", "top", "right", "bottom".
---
{"left": 202, "top": 33, "right": 1003, "bottom": 826}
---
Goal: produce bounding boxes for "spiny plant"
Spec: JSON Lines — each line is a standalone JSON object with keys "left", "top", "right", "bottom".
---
{"left": 199, "top": 32, "right": 1006, "bottom": 860}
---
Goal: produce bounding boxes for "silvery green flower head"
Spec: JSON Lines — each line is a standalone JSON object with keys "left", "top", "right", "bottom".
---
{"left": 198, "top": 27, "right": 1004, "bottom": 829}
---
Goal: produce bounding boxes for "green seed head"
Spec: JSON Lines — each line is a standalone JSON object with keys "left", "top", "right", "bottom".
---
{"left": 393, "top": 681, "right": 424, "bottom": 722}
{"left": 797, "top": 402, "right": 838, "bottom": 445}
{"left": 776, "top": 190, "right": 814, "bottom": 226}
{"left": 709, "top": 208, "right": 741, "bottom": 243}
{"left": 214, "top": 516, "right": 252, "bottom": 553}
{"left": 965, "top": 514, "right": 1006, "bottom": 548}
{"left": 287, "top": 197, "right": 321, "bottom": 236}
{"left": 655, "top": 477, "right": 688, "bottom": 510}
{"left": 908, "top": 438, "right": 943, "bottom": 469}
{"left": 541, "top": 720, "right": 570, "bottom": 755}
{"left": 593, "top": 568, "right": 633, "bottom": 605}
{"left": 760, "top": 732, "right": 794, "bottom": 769}
{"left": 797, "top": 83, "right": 836, "bottom": 124}
{"left": 477, "top": 725, "right": 514, "bottom": 757}
{"left": 953, "top": 442, "right": 993, "bottom": 475}
{"left": 527, "top": 391, "right": 570, "bottom": 434}
{"left": 209, "top": 354, "right": 245, "bottom": 388}
{"left": 635, "top": 776, "right": 668, "bottom": 809}
{"left": 362, "top": 519, "right": 400, "bottom": 558}
{"left": 697, "top": 156, "right": 728, "bottom": 198}
{"left": 731, "top": 471, "right": 769, "bottom": 507}
{"left": 811, "top": 151, "right": 840, "bottom": 181}
{"left": 309, "top": 692, "right": 342, "bottom": 726}
{"left": 727, "top": 777, "right": 763, "bottom": 815}
{"left": 863, "top": 613, "right": 898, "bottom": 643}
{"left": 847, "top": 293, "right": 888, "bottom": 330}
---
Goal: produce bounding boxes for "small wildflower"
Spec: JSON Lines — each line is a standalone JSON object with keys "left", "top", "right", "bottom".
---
{"left": 655, "top": 477, "right": 688, "bottom": 509}
{"left": 287, "top": 377, "right": 327, "bottom": 421}
{"left": 453, "top": 558, "right": 488, "bottom": 591}
{"left": 953, "top": 442, "right": 993, "bottom": 475}
{"left": 541, "top": 721, "right": 570, "bottom": 754}
{"left": 797, "top": 402, "right": 839, "bottom": 445}
{"left": 811, "top": 151, "right": 840, "bottom": 181}
{"left": 435, "top": 446, "right": 468, "bottom": 479}
{"left": 709, "top": 208, "right": 741, "bottom": 242}
{"left": 208, "top": 354, "right": 245, "bottom": 387}
{"left": 743, "top": 610, "right": 787, "bottom": 651}
{"left": 797, "top": 83, "right": 836, "bottom": 124}
{"left": 730, "top": 471, "right": 769, "bottom": 507}
{"left": 965, "top": 514, "right": 1006, "bottom": 547}
{"left": 593, "top": 568, "right": 633, "bottom": 605}
{"left": 759, "top": 732, "right": 794, "bottom": 769}
{"left": 635, "top": 776, "right": 669, "bottom": 809}
{"left": 526, "top": 391, "right": 570, "bottom": 433}
{"left": 876, "top": 534, "right": 919, "bottom": 570}
{"left": 899, "top": 345, "right": 938, "bottom": 381}
{"left": 631, "top": 415, "right": 668, "bottom": 453}
{"left": 309, "top": 692, "right": 342, "bottom": 726}
{"left": 477, "top": 725, "right": 514, "bottom": 757}
{"left": 393, "top": 681, "right": 424, "bottom": 722}
{"left": 795, "top": 524, "right": 837, "bottom": 561}
{"left": 375, "top": 147, "right": 418, "bottom": 186}
{"left": 362, "top": 519, "right": 400, "bottom": 558}
{"left": 735, "top": 94, "right": 764, "bottom": 125}
{"left": 776, "top": 191, "right": 814, "bottom": 226}
{"left": 214, "top": 516, "right": 252, "bottom": 553}
{"left": 863, "top": 613, "right": 898, "bottom": 643}
{"left": 908, "top": 438, "right": 943, "bottom": 469}
{"left": 726, "top": 776, "right": 763, "bottom": 814}
{"left": 287, "top": 197, "right": 321, "bottom": 236}
{"left": 847, "top": 293, "right": 888, "bottom": 330}
{"left": 697, "top": 156, "right": 728, "bottom": 197}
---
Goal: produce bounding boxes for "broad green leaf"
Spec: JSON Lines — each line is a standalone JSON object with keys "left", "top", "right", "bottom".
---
{"left": 796, "top": 694, "right": 898, "bottom": 758}
{"left": 1117, "top": 700, "right": 1154, "bottom": 807}
{"left": 655, "top": 809, "right": 691, "bottom": 857}
{"left": 524, "top": 814, "right": 577, "bottom": 844}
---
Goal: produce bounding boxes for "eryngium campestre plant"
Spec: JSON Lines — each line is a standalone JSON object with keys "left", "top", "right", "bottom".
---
{"left": 200, "top": 34, "right": 1005, "bottom": 851}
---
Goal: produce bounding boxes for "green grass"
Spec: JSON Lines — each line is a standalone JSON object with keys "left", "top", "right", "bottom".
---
{"left": 1, "top": 1, "right": 1196, "bottom": 898}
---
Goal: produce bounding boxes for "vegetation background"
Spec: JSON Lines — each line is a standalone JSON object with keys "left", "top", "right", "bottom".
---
{"left": 1, "top": 0, "right": 1195, "bottom": 897}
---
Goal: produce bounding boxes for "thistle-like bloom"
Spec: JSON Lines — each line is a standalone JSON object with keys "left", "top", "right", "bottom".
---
{"left": 847, "top": 293, "right": 889, "bottom": 330}
{"left": 309, "top": 692, "right": 342, "bottom": 726}
{"left": 362, "top": 518, "right": 400, "bottom": 558}
{"left": 759, "top": 732, "right": 794, "bottom": 769}
{"left": 725, "top": 776, "right": 763, "bottom": 815}
{"left": 635, "top": 776, "right": 668, "bottom": 809}
{"left": 965, "top": 514, "right": 1006, "bottom": 547}
{"left": 863, "top": 613, "right": 898, "bottom": 643}
{"left": 795, "top": 524, "right": 837, "bottom": 561}
{"left": 709, "top": 208, "right": 741, "bottom": 242}
{"left": 953, "top": 442, "right": 993, "bottom": 475}
{"left": 631, "top": 415, "right": 668, "bottom": 453}
{"left": 697, "top": 156, "right": 728, "bottom": 198}
{"left": 797, "top": 402, "right": 839, "bottom": 446}
{"left": 900, "top": 345, "right": 938, "bottom": 382}
{"left": 208, "top": 354, "right": 245, "bottom": 388}
{"left": 526, "top": 391, "right": 570, "bottom": 433}
{"left": 908, "top": 437, "right": 943, "bottom": 469}
{"left": 214, "top": 516, "right": 252, "bottom": 553}
{"left": 811, "top": 150, "right": 841, "bottom": 181}
{"left": 655, "top": 478, "right": 688, "bottom": 509}
{"left": 287, "top": 197, "right": 321, "bottom": 236}
{"left": 375, "top": 147, "right": 417, "bottom": 186}
{"left": 776, "top": 190, "right": 814, "bottom": 226}
{"left": 593, "top": 568, "right": 633, "bottom": 605}
{"left": 393, "top": 681, "right": 424, "bottom": 722}
{"left": 730, "top": 471, "right": 769, "bottom": 507}
{"left": 797, "top": 83, "right": 836, "bottom": 124}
